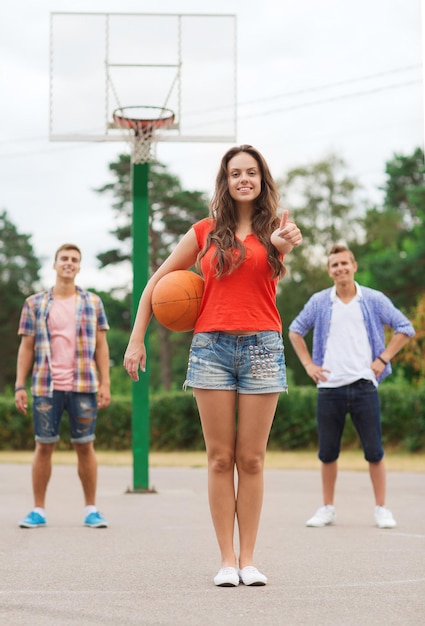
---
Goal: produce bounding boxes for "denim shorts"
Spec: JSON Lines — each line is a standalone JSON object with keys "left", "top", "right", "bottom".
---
{"left": 32, "top": 391, "right": 98, "bottom": 444}
{"left": 317, "top": 379, "right": 383, "bottom": 463}
{"left": 183, "top": 331, "right": 287, "bottom": 394}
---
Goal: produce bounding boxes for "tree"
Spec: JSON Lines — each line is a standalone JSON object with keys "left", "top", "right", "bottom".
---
{"left": 279, "top": 153, "right": 363, "bottom": 277}
{"left": 277, "top": 148, "right": 425, "bottom": 385}
{"left": 94, "top": 156, "right": 209, "bottom": 390}
{"left": 355, "top": 147, "right": 425, "bottom": 311}
{"left": 95, "top": 155, "right": 208, "bottom": 272}
{"left": 276, "top": 154, "right": 364, "bottom": 384}
{"left": 393, "top": 292, "right": 425, "bottom": 385}
{"left": 0, "top": 210, "right": 41, "bottom": 391}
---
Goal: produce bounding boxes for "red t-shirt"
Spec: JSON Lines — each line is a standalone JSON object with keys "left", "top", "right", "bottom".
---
{"left": 193, "top": 218, "right": 283, "bottom": 333}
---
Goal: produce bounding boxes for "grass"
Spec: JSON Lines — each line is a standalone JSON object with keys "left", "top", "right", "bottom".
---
{"left": 1, "top": 449, "right": 425, "bottom": 472}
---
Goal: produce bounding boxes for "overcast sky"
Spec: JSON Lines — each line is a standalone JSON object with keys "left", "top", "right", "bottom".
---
{"left": 1, "top": 0, "right": 423, "bottom": 292}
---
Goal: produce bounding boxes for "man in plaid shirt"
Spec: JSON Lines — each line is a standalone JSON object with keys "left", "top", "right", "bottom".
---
{"left": 15, "top": 243, "right": 111, "bottom": 529}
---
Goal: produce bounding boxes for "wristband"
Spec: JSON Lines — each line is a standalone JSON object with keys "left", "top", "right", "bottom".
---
{"left": 14, "top": 386, "right": 26, "bottom": 392}
{"left": 377, "top": 356, "right": 388, "bottom": 366}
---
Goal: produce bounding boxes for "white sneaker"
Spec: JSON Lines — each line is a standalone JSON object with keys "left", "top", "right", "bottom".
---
{"left": 238, "top": 566, "right": 267, "bottom": 586}
{"left": 213, "top": 567, "right": 239, "bottom": 587}
{"left": 374, "top": 506, "right": 397, "bottom": 529}
{"left": 306, "top": 505, "right": 336, "bottom": 527}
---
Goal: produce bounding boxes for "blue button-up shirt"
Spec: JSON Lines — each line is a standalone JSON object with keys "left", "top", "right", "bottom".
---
{"left": 289, "top": 283, "right": 415, "bottom": 383}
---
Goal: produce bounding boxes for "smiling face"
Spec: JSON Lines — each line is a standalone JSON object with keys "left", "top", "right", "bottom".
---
{"left": 227, "top": 152, "right": 262, "bottom": 206}
{"left": 53, "top": 247, "right": 81, "bottom": 281}
{"left": 327, "top": 250, "right": 358, "bottom": 287}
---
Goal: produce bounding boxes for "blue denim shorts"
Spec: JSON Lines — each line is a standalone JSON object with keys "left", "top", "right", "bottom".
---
{"left": 32, "top": 391, "right": 98, "bottom": 444}
{"left": 183, "top": 331, "right": 287, "bottom": 394}
{"left": 317, "top": 379, "right": 383, "bottom": 463}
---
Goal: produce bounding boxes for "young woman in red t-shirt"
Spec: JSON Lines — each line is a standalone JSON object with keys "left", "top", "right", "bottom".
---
{"left": 124, "top": 145, "right": 302, "bottom": 587}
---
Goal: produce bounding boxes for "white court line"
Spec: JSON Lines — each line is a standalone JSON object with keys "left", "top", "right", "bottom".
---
{"left": 380, "top": 531, "right": 425, "bottom": 539}
{"left": 2, "top": 578, "right": 425, "bottom": 595}
{"left": 282, "top": 578, "right": 425, "bottom": 590}
{"left": 320, "top": 578, "right": 425, "bottom": 588}
{"left": 0, "top": 591, "right": 137, "bottom": 595}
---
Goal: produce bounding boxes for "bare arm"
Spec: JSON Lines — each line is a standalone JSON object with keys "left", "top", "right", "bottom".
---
{"left": 15, "top": 335, "right": 35, "bottom": 415}
{"left": 288, "top": 330, "right": 330, "bottom": 384}
{"left": 124, "top": 228, "right": 200, "bottom": 380}
{"left": 95, "top": 330, "right": 111, "bottom": 408}
{"left": 270, "top": 209, "right": 303, "bottom": 254}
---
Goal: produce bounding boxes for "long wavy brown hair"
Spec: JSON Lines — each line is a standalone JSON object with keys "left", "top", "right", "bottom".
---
{"left": 197, "top": 145, "right": 285, "bottom": 279}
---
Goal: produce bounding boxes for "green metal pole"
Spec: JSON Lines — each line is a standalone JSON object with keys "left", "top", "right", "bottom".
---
{"left": 131, "top": 161, "right": 150, "bottom": 491}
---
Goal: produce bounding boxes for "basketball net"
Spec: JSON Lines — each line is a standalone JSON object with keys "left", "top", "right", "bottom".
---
{"left": 128, "top": 122, "right": 159, "bottom": 165}
{"left": 108, "top": 71, "right": 177, "bottom": 165}
{"left": 111, "top": 108, "right": 176, "bottom": 165}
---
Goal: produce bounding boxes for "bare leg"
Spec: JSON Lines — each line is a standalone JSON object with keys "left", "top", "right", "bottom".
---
{"left": 194, "top": 389, "right": 238, "bottom": 568}
{"left": 322, "top": 461, "right": 338, "bottom": 505}
{"left": 32, "top": 442, "right": 56, "bottom": 508}
{"left": 369, "top": 459, "right": 386, "bottom": 506}
{"left": 236, "top": 393, "right": 278, "bottom": 569}
{"left": 73, "top": 441, "right": 98, "bottom": 506}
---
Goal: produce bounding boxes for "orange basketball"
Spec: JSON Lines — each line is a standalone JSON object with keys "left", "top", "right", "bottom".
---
{"left": 151, "top": 270, "right": 204, "bottom": 332}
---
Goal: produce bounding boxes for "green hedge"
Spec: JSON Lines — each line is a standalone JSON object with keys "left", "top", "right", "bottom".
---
{"left": 2, "top": 383, "right": 425, "bottom": 452}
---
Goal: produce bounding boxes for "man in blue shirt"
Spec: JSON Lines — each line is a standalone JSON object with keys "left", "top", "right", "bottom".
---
{"left": 289, "top": 244, "right": 415, "bottom": 529}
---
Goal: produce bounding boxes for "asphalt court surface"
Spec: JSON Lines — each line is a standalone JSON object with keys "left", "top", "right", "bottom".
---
{"left": 1, "top": 462, "right": 424, "bottom": 625}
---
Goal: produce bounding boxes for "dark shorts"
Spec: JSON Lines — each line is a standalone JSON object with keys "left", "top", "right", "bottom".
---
{"left": 184, "top": 331, "right": 287, "bottom": 394}
{"left": 32, "top": 391, "right": 97, "bottom": 444}
{"left": 317, "top": 379, "right": 384, "bottom": 463}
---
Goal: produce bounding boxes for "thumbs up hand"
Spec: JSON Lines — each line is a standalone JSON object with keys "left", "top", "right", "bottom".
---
{"left": 271, "top": 209, "right": 302, "bottom": 252}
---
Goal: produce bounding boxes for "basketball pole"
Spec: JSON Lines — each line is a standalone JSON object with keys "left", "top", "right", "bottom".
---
{"left": 131, "top": 162, "right": 150, "bottom": 492}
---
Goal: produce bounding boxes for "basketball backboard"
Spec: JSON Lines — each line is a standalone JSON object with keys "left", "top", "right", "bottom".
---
{"left": 49, "top": 12, "right": 237, "bottom": 144}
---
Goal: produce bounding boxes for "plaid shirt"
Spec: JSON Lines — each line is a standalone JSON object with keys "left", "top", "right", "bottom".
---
{"left": 289, "top": 283, "right": 415, "bottom": 383}
{"left": 18, "top": 286, "right": 109, "bottom": 397}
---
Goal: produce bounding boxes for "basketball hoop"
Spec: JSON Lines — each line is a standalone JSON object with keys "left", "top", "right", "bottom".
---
{"left": 111, "top": 106, "right": 176, "bottom": 164}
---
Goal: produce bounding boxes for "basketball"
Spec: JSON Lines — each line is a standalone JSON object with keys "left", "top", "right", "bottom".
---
{"left": 151, "top": 270, "right": 204, "bottom": 332}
